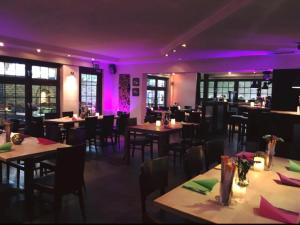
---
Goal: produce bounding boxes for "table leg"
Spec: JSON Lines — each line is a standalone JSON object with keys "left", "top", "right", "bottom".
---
{"left": 157, "top": 133, "right": 170, "bottom": 157}
{"left": 24, "top": 158, "right": 34, "bottom": 221}
{"left": 123, "top": 129, "right": 130, "bottom": 164}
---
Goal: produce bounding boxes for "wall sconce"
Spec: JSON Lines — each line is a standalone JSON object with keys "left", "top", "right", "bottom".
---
{"left": 69, "top": 71, "right": 75, "bottom": 77}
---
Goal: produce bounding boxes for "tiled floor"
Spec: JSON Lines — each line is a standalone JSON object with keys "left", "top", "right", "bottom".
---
{"left": 0, "top": 132, "right": 243, "bottom": 223}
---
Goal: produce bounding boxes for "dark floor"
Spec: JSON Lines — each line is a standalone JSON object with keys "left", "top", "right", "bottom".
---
{"left": 0, "top": 132, "right": 244, "bottom": 224}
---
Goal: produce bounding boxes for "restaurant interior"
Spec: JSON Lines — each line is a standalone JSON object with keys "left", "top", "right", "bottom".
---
{"left": 0, "top": 0, "right": 299, "bottom": 224}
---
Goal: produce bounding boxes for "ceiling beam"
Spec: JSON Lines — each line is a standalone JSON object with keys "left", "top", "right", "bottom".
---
{"left": 161, "top": 0, "right": 254, "bottom": 55}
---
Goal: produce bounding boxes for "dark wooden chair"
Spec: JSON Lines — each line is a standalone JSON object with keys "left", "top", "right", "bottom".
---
{"left": 45, "top": 123, "right": 63, "bottom": 143}
{"left": 129, "top": 118, "right": 154, "bottom": 162}
{"left": 33, "top": 145, "right": 86, "bottom": 221}
{"left": 84, "top": 117, "right": 98, "bottom": 154}
{"left": 139, "top": 157, "right": 168, "bottom": 223}
{"left": 44, "top": 112, "right": 59, "bottom": 119}
{"left": 113, "top": 113, "right": 129, "bottom": 149}
{"left": 183, "top": 146, "right": 205, "bottom": 180}
{"left": 97, "top": 115, "right": 115, "bottom": 149}
{"left": 203, "top": 139, "right": 224, "bottom": 171}
{"left": 192, "top": 120, "right": 209, "bottom": 146}
{"left": 62, "top": 111, "right": 74, "bottom": 117}
{"left": 174, "top": 110, "right": 185, "bottom": 122}
{"left": 188, "top": 112, "right": 201, "bottom": 124}
{"left": 169, "top": 123, "right": 194, "bottom": 167}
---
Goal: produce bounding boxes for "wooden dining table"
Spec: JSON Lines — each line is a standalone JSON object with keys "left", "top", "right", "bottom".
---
{"left": 154, "top": 157, "right": 300, "bottom": 223}
{"left": 0, "top": 134, "right": 69, "bottom": 220}
{"left": 123, "top": 122, "right": 183, "bottom": 164}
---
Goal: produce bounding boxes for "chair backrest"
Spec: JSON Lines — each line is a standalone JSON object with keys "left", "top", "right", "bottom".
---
{"left": 98, "top": 115, "right": 115, "bottom": 136}
{"left": 188, "top": 112, "right": 201, "bottom": 123}
{"left": 84, "top": 117, "right": 98, "bottom": 138}
{"left": 127, "top": 117, "right": 137, "bottom": 126}
{"left": 204, "top": 139, "right": 224, "bottom": 170}
{"left": 55, "top": 145, "right": 86, "bottom": 194}
{"left": 62, "top": 111, "right": 74, "bottom": 118}
{"left": 45, "top": 124, "right": 62, "bottom": 142}
{"left": 195, "top": 120, "right": 209, "bottom": 142}
{"left": 25, "top": 117, "right": 44, "bottom": 137}
{"left": 66, "top": 127, "right": 86, "bottom": 146}
{"left": 175, "top": 110, "right": 185, "bottom": 122}
{"left": 116, "top": 114, "right": 130, "bottom": 135}
{"left": 182, "top": 123, "right": 195, "bottom": 141}
{"left": 184, "top": 146, "right": 205, "bottom": 180}
{"left": 44, "top": 112, "right": 59, "bottom": 119}
{"left": 139, "top": 157, "right": 169, "bottom": 214}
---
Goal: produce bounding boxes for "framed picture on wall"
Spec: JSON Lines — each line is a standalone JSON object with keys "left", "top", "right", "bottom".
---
{"left": 132, "top": 77, "right": 140, "bottom": 86}
{"left": 132, "top": 88, "right": 139, "bottom": 96}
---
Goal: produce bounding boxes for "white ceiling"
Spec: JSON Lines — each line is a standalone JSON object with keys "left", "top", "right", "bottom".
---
{"left": 0, "top": 0, "right": 300, "bottom": 63}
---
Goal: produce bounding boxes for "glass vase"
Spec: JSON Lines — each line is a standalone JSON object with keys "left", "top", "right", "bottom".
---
{"left": 265, "top": 141, "right": 276, "bottom": 170}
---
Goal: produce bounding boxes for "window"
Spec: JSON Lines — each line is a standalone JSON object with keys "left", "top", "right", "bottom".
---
{"left": 208, "top": 81, "right": 215, "bottom": 99}
{"left": 79, "top": 67, "right": 102, "bottom": 114}
{"left": 32, "top": 85, "right": 57, "bottom": 117}
{"left": 32, "top": 66, "right": 57, "bottom": 80}
{"left": 216, "top": 81, "right": 235, "bottom": 98}
{"left": 0, "top": 84, "right": 25, "bottom": 120}
{"left": 238, "top": 81, "right": 257, "bottom": 100}
{"left": 0, "top": 62, "right": 25, "bottom": 77}
{"left": 261, "top": 83, "right": 272, "bottom": 98}
{"left": 146, "top": 76, "right": 168, "bottom": 107}
{"left": 199, "top": 81, "right": 204, "bottom": 99}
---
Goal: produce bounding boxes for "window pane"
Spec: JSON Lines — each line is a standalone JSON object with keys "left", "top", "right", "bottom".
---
{"left": 5, "top": 63, "right": 16, "bottom": 76}
{"left": 0, "top": 62, "right": 4, "bottom": 75}
{"left": 16, "top": 64, "right": 25, "bottom": 76}
{"left": 147, "top": 79, "right": 156, "bottom": 87}
{"left": 32, "top": 66, "right": 40, "bottom": 78}
{"left": 48, "top": 68, "right": 57, "bottom": 80}
{"left": 157, "top": 80, "right": 166, "bottom": 87}
{"left": 41, "top": 67, "right": 49, "bottom": 79}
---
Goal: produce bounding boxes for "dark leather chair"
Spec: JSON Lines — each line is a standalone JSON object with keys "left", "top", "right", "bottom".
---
{"left": 184, "top": 146, "right": 205, "bottom": 180}
{"left": 97, "top": 115, "right": 115, "bottom": 149}
{"left": 203, "top": 139, "right": 224, "bottom": 171}
{"left": 33, "top": 145, "right": 86, "bottom": 221}
{"left": 44, "top": 113, "right": 59, "bottom": 119}
{"left": 62, "top": 111, "right": 74, "bottom": 117}
{"left": 84, "top": 117, "right": 98, "bottom": 154}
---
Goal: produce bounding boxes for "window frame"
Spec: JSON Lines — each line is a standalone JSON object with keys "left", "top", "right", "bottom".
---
{"left": 146, "top": 76, "right": 168, "bottom": 108}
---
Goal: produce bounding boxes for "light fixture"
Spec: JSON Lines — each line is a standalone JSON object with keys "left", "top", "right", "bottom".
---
{"left": 181, "top": 43, "right": 187, "bottom": 48}
{"left": 91, "top": 58, "right": 95, "bottom": 61}
{"left": 172, "top": 73, "right": 175, "bottom": 75}
{"left": 292, "top": 86, "right": 300, "bottom": 89}
{"left": 250, "top": 80, "right": 259, "bottom": 88}
{"left": 0, "top": 42, "right": 4, "bottom": 47}
{"left": 262, "top": 82, "right": 269, "bottom": 89}
{"left": 165, "top": 53, "right": 169, "bottom": 57}
{"left": 173, "top": 49, "right": 176, "bottom": 53}
{"left": 69, "top": 71, "right": 75, "bottom": 77}
{"left": 228, "top": 72, "right": 232, "bottom": 75}
{"left": 36, "top": 48, "right": 41, "bottom": 53}
{"left": 67, "top": 54, "right": 71, "bottom": 57}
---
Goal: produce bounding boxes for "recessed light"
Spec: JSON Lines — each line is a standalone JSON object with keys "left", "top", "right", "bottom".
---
{"left": 36, "top": 49, "right": 41, "bottom": 53}
{"left": 172, "top": 73, "right": 176, "bottom": 75}
{"left": 228, "top": 72, "right": 232, "bottom": 75}
{"left": 91, "top": 58, "right": 95, "bottom": 61}
{"left": 67, "top": 54, "right": 71, "bottom": 57}
{"left": 181, "top": 43, "right": 187, "bottom": 48}
{"left": 0, "top": 42, "right": 4, "bottom": 47}
{"left": 173, "top": 49, "right": 176, "bottom": 53}
{"left": 165, "top": 53, "right": 169, "bottom": 57}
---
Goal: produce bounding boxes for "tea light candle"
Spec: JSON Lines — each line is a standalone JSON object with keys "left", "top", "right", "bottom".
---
{"left": 73, "top": 114, "right": 78, "bottom": 118}
{"left": 232, "top": 181, "right": 247, "bottom": 198}
{"left": 95, "top": 112, "right": 100, "bottom": 117}
{"left": 262, "top": 101, "right": 266, "bottom": 108}
{"left": 297, "top": 106, "right": 300, "bottom": 114}
{"left": 245, "top": 100, "right": 249, "bottom": 103}
{"left": 250, "top": 102, "right": 255, "bottom": 107}
{"left": 178, "top": 106, "right": 181, "bottom": 110}
{"left": 171, "top": 118, "right": 176, "bottom": 125}
{"left": 155, "top": 120, "right": 161, "bottom": 127}
{"left": 253, "top": 156, "right": 265, "bottom": 171}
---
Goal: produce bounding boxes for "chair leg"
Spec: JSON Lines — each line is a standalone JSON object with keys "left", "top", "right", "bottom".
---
{"left": 78, "top": 189, "right": 86, "bottom": 221}
{"left": 54, "top": 195, "right": 62, "bottom": 222}
{"left": 141, "top": 145, "right": 145, "bottom": 162}
{"left": 6, "top": 164, "right": 10, "bottom": 184}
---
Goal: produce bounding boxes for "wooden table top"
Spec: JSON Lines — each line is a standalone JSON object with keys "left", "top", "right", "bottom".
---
{"left": 128, "top": 122, "right": 183, "bottom": 134}
{"left": 271, "top": 110, "right": 300, "bottom": 116}
{"left": 0, "top": 135, "right": 69, "bottom": 161}
{"left": 154, "top": 157, "right": 300, "bottom": 224}
{"left": 44, "top": 116, "right": 105, "bottom": 124}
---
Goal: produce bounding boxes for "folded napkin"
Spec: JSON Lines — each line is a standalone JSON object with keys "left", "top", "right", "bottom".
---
{"left": 183, "top": 178, "right": 218, "bottom": 195}
{"left": 258, "top": 196, "right": 299, "bottom": 224}
{"left": 37, "top": 138, "right": 57, "bottom": 145}
{"left": 288, "top": 161, "right": 300, "bottom": 173}
{"left": 72, "top": 117, "right": 79, "bottom": 121}
{"left": 277, "top": 173, "right": 300, "bottom": 188}
{"left": 235, "top": 151, "right": 254, "bottom": 161}
{"left": 0, "top": 142, "right": 12, "bottom": 152}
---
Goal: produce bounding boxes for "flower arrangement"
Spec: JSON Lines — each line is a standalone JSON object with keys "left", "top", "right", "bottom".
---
{"left": 235, "top": 157, "right": 253, "bottom": 187}
{"left": 262, "top": 135, "right": 284, "bottom": 170}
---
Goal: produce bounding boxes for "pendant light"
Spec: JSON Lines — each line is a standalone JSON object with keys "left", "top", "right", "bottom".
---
{"left": 250, "top": 80, "right": 259, "bottom": 88}
{"left": 261, "top": 81, "right": 269, "bottom": 89}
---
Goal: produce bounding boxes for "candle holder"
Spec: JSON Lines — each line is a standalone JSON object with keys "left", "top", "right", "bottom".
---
{"left": 170, "top": 118, "right": 176, "bottom": 125}
{"left": 155, "top": 120, "right": 161, "bottom": 127}
{"left": 262, "top": 135, "right": 284, "bottom": 170}
{"left": 4, "top": 121, "right": 12, "bottom": 143}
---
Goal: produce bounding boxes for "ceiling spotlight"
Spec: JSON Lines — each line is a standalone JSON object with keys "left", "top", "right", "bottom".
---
{"left": 36, "top": 49, "right": 41, "bottom": 53}
{"left": 228, "top": 72, "right": 232, "bottom": 75}
{"left": 165, "top": 53, "right": 169, "bottom": 57}
{"left": 262, "top": 82, "right": 269, "bottom": 89}
{"left": 67, "top": 54, "right": 71, "bottom": 57}
{"left": 172, "top": 73, "right": 175, "bottom": 75}
{"left": 0, "top": 42, "right": 4, "bottom": 47}
{"left": 173, "top": 49, "right": 176, "bottom": 53}
{"left": 181, "top": 43, "right": 187, "bottom": 48}
{"left": 91, "top": 58, "right": 95, "bottom": 61}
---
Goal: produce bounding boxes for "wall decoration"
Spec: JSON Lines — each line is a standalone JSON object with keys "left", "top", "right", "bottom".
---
{"left": 119, "top": 74, "right": 131, "bottom": 112}
{"left": 132, "top": 77, "right": 140, "bottom": 86}
{"left": 132, "top": 88, "right": 139, "bottom": 96}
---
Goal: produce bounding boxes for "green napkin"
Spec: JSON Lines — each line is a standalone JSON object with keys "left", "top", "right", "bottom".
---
{"left": 183, "top": 178, "right": 218, "bottom": 195}
{"left": 0, "top": 142, "right": 12, "bottom": 152}
{"left": 288, "top": 160, "right": 300, "bottom": 173}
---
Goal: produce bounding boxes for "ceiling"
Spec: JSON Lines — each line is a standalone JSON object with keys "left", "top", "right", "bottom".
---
{"left": 0, "top": 0, "right": 300, "bottom": 64}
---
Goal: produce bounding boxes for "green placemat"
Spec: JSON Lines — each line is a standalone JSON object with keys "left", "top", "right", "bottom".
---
{"left": 288, "top": 160, "right": 300, "bottom": 173}
{"left": 183, "top": 178, "right": 218, "bottom": 195}
{"left": 0, "top": 142, "right": 12, "bottom": 153}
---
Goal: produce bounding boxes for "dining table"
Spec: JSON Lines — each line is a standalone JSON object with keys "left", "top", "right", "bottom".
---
{"left": 154, "top": 156, "right": 300, "bottom": 223}
{"left": 123, "top": 122, "right": 183, "bottom": 164}
{"left": 0, "top": 134, "right": 69, "bottom": 220}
